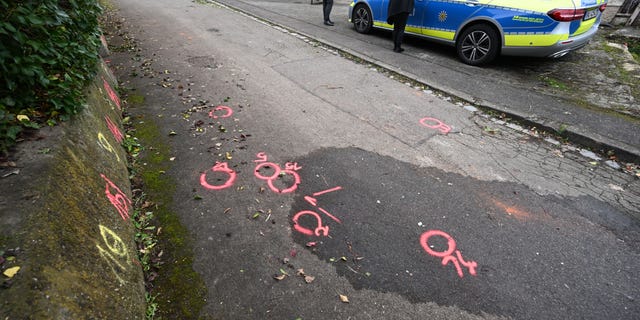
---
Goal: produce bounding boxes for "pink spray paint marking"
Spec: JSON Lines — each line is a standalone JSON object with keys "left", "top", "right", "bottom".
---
{"left": 102, "top": 77, "right": 121, "bottom": 110}
{"left": 312, "top": 186, "right": 343, "bottom": 196}
{"left": 317, "top": 207, "right": 341, "bottom": 224}
{"left": 293, "top": 210, "right": 330, "bottom": 237}
{"left": 419, "top": 230, "right": 477, "bottom": 278}
{"left": 419, "top": 117, "right": 451, "bottom": 134}
{"left": 105, "top": 116, "right": 124, "bottom": 143}
{"left": 303, "top": 186, "right": 344, "bottom": 223}
{"left": 266, "top": 169, "right": 301, "bottom": 194}
{"left": 254, "top": 162, "right": 281, "bottom": 180}
{"left": 285, "top": 162, "right": 302, "bottom": 171}
{"left": 304, "top": 196, "right": 318, "bottom": 206}
{"left": 100, "top": 174, "right": 132, "bottom": 220}
{"left": 208, "top": 106, "right": 233, "bottom": 119}
{"left": 254, "top": 152, "right": 268, "bottom": 163}
{"left": 253, "top": 153, "right": 301, "bottom": 194}
{"left": 200, "top": 162, "right": 237, "bottom": 190}
{"left": 100, "top": 35, "right": 109, "bottom": 49}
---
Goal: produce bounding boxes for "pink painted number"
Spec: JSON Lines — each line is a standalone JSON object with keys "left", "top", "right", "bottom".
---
{"left": 208, "top": 106, "right": 233, "bottom": 119}
{"left": 100, "top": 174, "right": 131, "bottom": 220}
{"left": 105, "top": 116, "right": 124, "bottom": 143}
{"left": 200, "top": 162, "right": 237, "bottom": 190}
{"left": 419, "top": 117, "right": 451, "bottom": 134}
{"left": 293, "top": 210, "right": 330, "bottom": 237}
{"left": 102, "top": 78, "right": 121, "bottom": 110}
{"left": 420, "top": 230, "right": 477, "bottom": 278}
{"left": 253, "top": 153, "right": 301, "bottom": 194}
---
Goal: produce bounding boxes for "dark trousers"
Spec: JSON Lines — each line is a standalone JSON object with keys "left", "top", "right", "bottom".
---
{"left": 392, "top": 12, "right": 409, "bottom": 49}
{"left": 323, "top": 0, "right": 333, "bottom": 22}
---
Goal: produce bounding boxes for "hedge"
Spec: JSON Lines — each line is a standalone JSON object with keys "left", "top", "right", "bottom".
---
{"left": 0, "top": 0, "right": 102, "bottom": 154}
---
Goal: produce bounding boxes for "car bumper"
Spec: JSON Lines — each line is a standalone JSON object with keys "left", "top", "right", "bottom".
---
{"left": 501, "top": 25, "right": 600, "bottom": 58}
{"left": 348, "top": 4, "right": 354, "bottom": 22}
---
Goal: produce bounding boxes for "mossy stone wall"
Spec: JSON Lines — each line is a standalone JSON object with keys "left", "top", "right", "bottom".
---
{"left": 0, "top": 60, "right": 145, "bottom": 319}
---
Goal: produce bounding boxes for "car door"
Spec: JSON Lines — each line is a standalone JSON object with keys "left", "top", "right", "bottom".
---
{"left": 421, "top": 0, "right": 491, "bottom": 40}
{"left": 379, "top": 0, "right": 428, "bottom": 35}
{"left": 367, "top": 0, "right": 387, "bottom": 24}
{"left": 409, "top": 0, "right": 428, "bottom": 34}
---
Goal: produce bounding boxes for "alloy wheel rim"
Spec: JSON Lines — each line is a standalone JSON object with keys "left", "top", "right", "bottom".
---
{"left": 355, "top": 8, "right": 369, "bottom": 30}
{"left": 461, "top": 31, "right": 491, "bottom": 62}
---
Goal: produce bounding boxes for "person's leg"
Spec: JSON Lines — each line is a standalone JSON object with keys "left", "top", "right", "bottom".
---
{"left": 323, "top": 1, "right": 327, "bottom": 19}
{"left": 392, "top": 26, "right": 399, "bottom": 49}
{"left": 392, "top": 13, "right": 408, "bottom": 52}
{"left": 395, "top": 13, "right": 408, "bottom": 50}
{"left": 323, "top": 0, "right": 334, "bottom": 23}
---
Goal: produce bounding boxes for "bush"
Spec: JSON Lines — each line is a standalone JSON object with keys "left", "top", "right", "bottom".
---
{"left": 0, "top": 0, "right": 102, "bottom": 155}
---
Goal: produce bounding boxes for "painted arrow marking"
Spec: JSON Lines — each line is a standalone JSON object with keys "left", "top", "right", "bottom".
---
{"left": 304, "top": 195, "right": 318, "bottom": 206}
{"left": 304, "top": 186, "right": 343, "bottom": 223}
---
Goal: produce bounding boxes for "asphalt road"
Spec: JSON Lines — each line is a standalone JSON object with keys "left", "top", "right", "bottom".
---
{"left": 107, "top": 0, "right": 640, "bottom": 319}
{"left": 211, "top": 0, "right": 640, "bottom": 162}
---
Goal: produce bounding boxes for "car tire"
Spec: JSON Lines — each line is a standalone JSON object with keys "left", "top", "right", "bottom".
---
{"left": 456, "top": 24, "right": 500, "bottom": 66}
{"left": 353, "top": 4, "right": 372, "bottom": 34}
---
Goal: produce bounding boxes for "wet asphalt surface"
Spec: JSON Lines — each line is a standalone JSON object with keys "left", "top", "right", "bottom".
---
{"left": 290, "top": 147, "right": 639, "bottom": 319}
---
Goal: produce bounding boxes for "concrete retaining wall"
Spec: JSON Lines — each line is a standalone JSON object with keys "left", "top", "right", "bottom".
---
{"left": 0, "top": 59, "right": 145, "bottom": 319}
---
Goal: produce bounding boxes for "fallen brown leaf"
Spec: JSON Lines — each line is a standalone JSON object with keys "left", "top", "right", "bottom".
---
{"left": 304, "top": 275, "right": 315, "bottom": 284}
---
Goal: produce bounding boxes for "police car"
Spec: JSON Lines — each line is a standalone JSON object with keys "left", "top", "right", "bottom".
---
{"left": 348, "top": 0, "right": 608, "bottom": 65}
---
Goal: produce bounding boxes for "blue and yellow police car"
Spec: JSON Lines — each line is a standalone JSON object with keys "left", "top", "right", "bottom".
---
{"left": 348, "top": 0, "right": 608, "bottom": 65}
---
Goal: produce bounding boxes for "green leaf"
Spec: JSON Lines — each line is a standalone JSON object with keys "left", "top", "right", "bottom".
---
{"left": 3, "top": 23, "right": 17, "bottom": 33}
{"left": 6, "top": 126, "right": 22, "bottom": 140}
{"left": 0, "top": 0, "right": 101, "bottom": 150}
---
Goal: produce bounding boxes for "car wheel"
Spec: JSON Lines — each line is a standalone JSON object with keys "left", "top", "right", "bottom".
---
{"left": 456, "top": 24, "right": 499, "bottom": 66}
{"left": 353, "top": 4, "right": 372, "bottom": 34}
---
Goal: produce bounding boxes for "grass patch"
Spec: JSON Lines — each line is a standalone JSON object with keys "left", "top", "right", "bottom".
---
{"left": 129, "top": 116, "right": 207, "bottom": 319}
{"left": 539, "top": 75, "right": 568, "bottom": 91}
{"left": 145, "top": 292, "right": 159, "bottom": 319}
{"left": 128, "top": 94, "right": 145, "bottom": 106}
{"left": 625, "top": 38, "right": 640, "bottom": 62}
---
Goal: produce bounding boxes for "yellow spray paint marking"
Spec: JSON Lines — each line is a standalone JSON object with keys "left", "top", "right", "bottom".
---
{"left": 96, "top": 224, "right": 130, "bottom": 285}
{"left": 97, "top": 132, "right": 121, "bottom": 162}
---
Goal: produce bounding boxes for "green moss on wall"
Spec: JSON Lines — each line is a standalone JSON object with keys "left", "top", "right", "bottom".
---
{"left": 0, "top": 67, "right": 146, "bottom": 319}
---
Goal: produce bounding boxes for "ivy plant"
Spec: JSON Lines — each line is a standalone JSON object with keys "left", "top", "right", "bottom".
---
{"left": 0, "top": 0, "right": 102, "bottom": 154}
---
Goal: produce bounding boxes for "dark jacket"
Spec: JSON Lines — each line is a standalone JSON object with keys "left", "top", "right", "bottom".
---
{"left": 387, "top": 0, "right": 414, "bottom": 24}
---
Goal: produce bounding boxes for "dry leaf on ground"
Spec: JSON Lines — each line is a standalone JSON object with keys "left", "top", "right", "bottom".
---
{"left": 3, "top": 266, "right": 20, "bottom": 278}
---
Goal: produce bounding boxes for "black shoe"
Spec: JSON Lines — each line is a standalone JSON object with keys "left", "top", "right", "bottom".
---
{"left": 393, "top": 47, "right": 404, "bottom": 53}
{"left": 324, "top": 20, "right": 334, "bottom": 26}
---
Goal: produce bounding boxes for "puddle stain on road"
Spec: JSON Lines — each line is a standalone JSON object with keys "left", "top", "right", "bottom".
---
{"left": 288, "top": 147, "right": 640, "bottom": 320}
